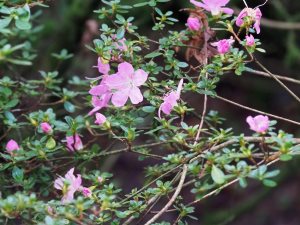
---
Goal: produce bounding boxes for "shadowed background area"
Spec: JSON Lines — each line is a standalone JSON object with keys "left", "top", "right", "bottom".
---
{"left": 22, "top": 0, "right": 300, "bottom": 224}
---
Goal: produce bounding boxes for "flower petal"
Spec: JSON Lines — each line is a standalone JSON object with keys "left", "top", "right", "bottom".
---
{"left": 133, "top": 69, "right": 148, "bottom": 86}
{"left": 118, "top": 62, "right": 134, "bottom": 77}
{"left": 129, "top": 86, "right": 143, "bottom": 104}
{"left": 111, "top": 90, "right": 129, "bottom": 107}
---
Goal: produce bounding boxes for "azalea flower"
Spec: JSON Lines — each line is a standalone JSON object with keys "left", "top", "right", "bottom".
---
{"left": 95, "top": 112, "right": 106, "bottom": 125}
{"left": 187, "top": 17, "right": 202, "bottom": 31}
{"left": 236, "top": 7, "right": 262, "bottom": 34}
{"left": 96, "top": 57, "right": 110, "bottom": 75}
{"left": 66, "top": 134, "right": 83, "bottom": 152}
{"left": 246, "top": 115, "right": 269, "bottom": 133}
{"left": 81, "top": 187, "right": 92, "bottom": 197}
{"left": 40, "top": 122, "right": 52, "bottom": 134}
{"left": 105, "top": 62, "right": 148, "bottom": 107}
{"left": 190, "top": 0, "right": 233, "bottom": 16}
{"left": 158, "top": 79, "right": 184, "bottom": 118}
{"left": 211, "top": 38, "right": 234, "bottom": 54}
{"left": 54, "top": 168, "right": 82, "bottom": 203}
{"left": 88, "top": 75, "right": 112, "bottom": 115}
{"left": 6, "top": 139, "right": 20, "bottom": 153}
{"left": 245, "top": 34, "right": 255, "bottom": 46}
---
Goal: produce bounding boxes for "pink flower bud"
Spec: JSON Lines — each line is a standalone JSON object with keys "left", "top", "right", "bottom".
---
{"left": 187, "top": 17, "right": 201, "bottom": 31}
{"left": 66, "top": 134, "right": 83, "bottom": 152}
{"left": 81, "top": 187, "right": 92, "bottom": 197}
{"left": 6, "top": 139, "right": 20, "bottom": 153}
{"left": 98, "top": 176, "right": 104, "bottom": 183}
{"left": 211, "top": 38, "right": 234, "bottom": 54}
{"left": 245, "top": 34, "right": 255, "bottom": 47}
{"left": 40, "top": 122, "right": 52, "bottom": 134}
{"left": 97, "top": 57, "right": 110, "bottom": 75}
{"left": 246, "top": 115, "right": 269, "bottom": 133}
{"left": 95, "top": 113, "right": 107, "bottom": 125}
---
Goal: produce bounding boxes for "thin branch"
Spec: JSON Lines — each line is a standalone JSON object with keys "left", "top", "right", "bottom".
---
{"left": 189, "top": 136, "right": 300, "bottom": 163}
{"left": 215, "top": 95, "right": 300, "bottom": 126}
{"left": 144, "top": 164, "right": 188, "bottom": 225}
{"left": 245, "top": 68, "right": 300, "bottom": 85}
{"left": 261, "top": 17, "right": 300, "bottom": 30}
{"left": 254, "top": 58, "right": 300, "bottom": 104}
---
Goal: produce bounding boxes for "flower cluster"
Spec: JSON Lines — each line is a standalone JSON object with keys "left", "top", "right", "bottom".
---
{"left": 54, "top": 168, "right": 91, "bottom": 203}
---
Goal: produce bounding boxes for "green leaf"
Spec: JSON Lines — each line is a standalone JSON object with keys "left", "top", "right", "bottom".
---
{"left": 116, "top": 27, "right": 125, "bottom": 39}
{"left": 142, "top": 106, "right": 156, "bottom": 113}
{"left": 256, "top": 48, "right": 266, "bottom": 53}
{"left": 5, "top": 99, "right": 19, "bottom": 108}
{"left": 177, "top": 62, "right": 188, "bottom": 68}
{"left": 145, "top": 51, "right": 162, "bottom": 58}
{"left": 263, "top": 179, "right": 277, "bottom": 187}
{"left": 239, "top": 178, "right": 247, "bottom": 188}
{"left": 15, "top": 19, "right": 31, "bottom": 30}
{"left": 279, "top": 154, "right": 292, "bottom": 161}
{"left": 0, "top": 17, "right": 12, "bottom": 29}
{"left": 4, "top": 111, "right": 16, "bottom": 122}
{"left": 133, "top": 2, "right": 149, "bottom": 7}
{"left": 64, "top": 101, "right": 75, "bottom": 113}
{"left": 46, "top": 137, "right": 56, "bottom": 150}
{"left": 6, "top": 58, "right": 32, "bottom": 66}
{"left": 12, "top": 166, "right": 24, "bottom": 183}
{"left": 211, "top": 165, "right": 225, "bottom": 184}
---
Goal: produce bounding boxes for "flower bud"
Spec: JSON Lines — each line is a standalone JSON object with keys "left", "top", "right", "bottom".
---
{"left": 187, "top": 17, "right": 201, "bottom": 31}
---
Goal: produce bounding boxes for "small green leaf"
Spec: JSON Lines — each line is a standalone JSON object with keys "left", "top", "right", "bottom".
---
{"left": 12, "top": 166, "right": 24, "bottom": 183}
{"left": 116, "top": 27, "right": 125, "bottom": 39}
{"left": 15, "top": 19, "right": 31, "bottom": 30}
{"left": 256, "top": 48, "right": 266, "bottom": 53}
{"left": 142, "top": 106, "right": 156, "bottom": 113}
{"left": 263, "top": 179, "right": 277, "bottom": 187}
{"left": 0, "top": 17, "right": 12, "bottom": 29}
{"left": 211, "top": 165, "right": 225, "bottom": 184}
{"left": 64, "top": 101, "right": 75, "bottom": 113}
{"left": 177, "top": 62, "right": 188, "bottom": 68}
{"left": 46, "top": 137, "right": 56, "bottom": 150}
{"left": 279, "top": 154, "right": 292, "bottom": 161}
{"left": 133, "top": 2, "right": 149, "bottom": 7}
{"left": 145, "top": 51, "right": 162, "bottom": 58}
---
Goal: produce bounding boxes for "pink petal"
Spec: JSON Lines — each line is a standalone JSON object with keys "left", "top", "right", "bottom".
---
{"left": 129, "top": 86, "right": 143, "bottom": 104}
{"left": 89, "top": 84, "right": 108, "bottom": 96}
{"left": 190, "top": 0, "right": 209, "bottom": 10}
{"left": 118, "top": 62, "right": 134, "bottom": 77}
{"left": 111, "top": 90, "right": 129, "bottom": 107}
{"left": 222, "top": 7, "right": 234, "bottom": 15}
{"left": 133, "top": 69, "right": 148, "bottom": 86}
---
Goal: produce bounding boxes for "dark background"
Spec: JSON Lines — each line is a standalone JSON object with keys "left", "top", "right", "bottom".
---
{"left": 31, "top": 0, "right": 300, "bottom": 224}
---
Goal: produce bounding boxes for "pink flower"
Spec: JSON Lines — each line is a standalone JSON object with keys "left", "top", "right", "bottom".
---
{"left": 245, "top": 34, "right": 255, "bottom": 46}
{"left": 96, "top": 57, "right": 110, "bottom": 74}
{"left": 105, "top": 62, "right": 148, "bottom": 107}
{"left": 66, "top": 134, "right": 83, "bottom": 152}
{"left": 246, "top": 115, "right": 269, "bottom": 133}
{"left": 54, "top": 168, "right": 82, "bottom": 203}
{"left": 88, "top": 75, "right": 112, "bottom": 115}
{"left": 190, "top": 0, "right": 233, "bottom": 16}
{"left": 187, "top": 17, "right": 202, "bottom": 31}
{"left": 236, "top": 8, "right": 262, "bottom": 34}
{"left": 159, "top": 79, "right": 184, "bottom": 118}
{"left": 211, "top": 38, "right": 234, "bottom": 54}
{"left": 81, "top": 187, "right": 92, "bottom": 197}
{"left": 40, "top": 122, "right": 52, "bottom": 134}
{"left": 95, "top": 112, "right": 106, "bottom": 125}
{"left": 6, "top": 139, "right": 20, "bottom": 153}
{"left": 98, "top": 176, "right": 104, "bottom": 183}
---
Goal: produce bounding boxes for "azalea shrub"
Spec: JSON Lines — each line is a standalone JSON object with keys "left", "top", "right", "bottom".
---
{"left": 1, "top": 0, "right": 300, "bottom": 224}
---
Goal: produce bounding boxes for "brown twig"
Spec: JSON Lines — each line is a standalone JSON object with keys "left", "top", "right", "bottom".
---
{"left": 144, "top": 164, "right": 188, "bottom": 225}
